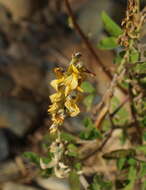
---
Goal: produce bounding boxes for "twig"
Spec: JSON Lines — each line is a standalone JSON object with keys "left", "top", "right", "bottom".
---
{"left": 110, "top": 95, "right": 129, "bottom": 117}
{"left": 64, "top": 0, "right": 112, "bottom": 79}
{"left": 79, "top": 175, "right": 89, "bottom": 190}
{"left": 81, "top": 128, "right": 114, "bottom": 161}
{"left": 82, "top": 129, "right": 114, "bottom": 161}
{"left": 82, "top": 112, "right": 117, "bottom": 161}
{"left": 95, "top": 106, "right": 108, "bottom": 129}
{"left": 94, "top": 68, "right": 126, "bottom": 128}
{"left": 64, "top": 0, "right": 128, "bottom": 96}
{"left": 128, "top": 74, "right": 142, "bottom": 144}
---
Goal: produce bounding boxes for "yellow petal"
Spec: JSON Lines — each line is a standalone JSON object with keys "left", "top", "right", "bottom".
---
{"left": 68, "top": 64, "right": 79, "bottom": 74}
{"left": 49, "top": 92, "right": 62, "bottom": 103}
{"left": 50, "top": 79, "right": 59, "bottom": 91}
{"left": 50, "top": 77, "right": 64, "bottom": 91}
{"left": 52, "top": 114, "right": 64, "bottom": 125}
{"left": 48, "top": 103, "right": 59, "bottom": 114}
{"left": 65, "top": 98, "right": 80, "bottom": 117}
{"left": 77, "top": 86, "right": 84, "bottom": 92}
{"left": 64, "top": 73, "right": 78, "bottom": 96}
{"left": 54, "top": 67, "right": 64, "bottom": 78}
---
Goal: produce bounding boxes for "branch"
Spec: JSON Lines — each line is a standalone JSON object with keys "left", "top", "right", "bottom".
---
{"left": 64, "top": 0, "right": 112, "bottom": 79}
{"left": 110, "top": 95, "right": 129, "bottom": 117}
{"left": 128, "top": 74, "right": 142, "bottom": 144}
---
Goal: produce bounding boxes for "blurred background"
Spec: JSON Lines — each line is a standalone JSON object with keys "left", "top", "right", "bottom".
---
{"left": 0, "top": 0, "right": 145, "bottom": 190}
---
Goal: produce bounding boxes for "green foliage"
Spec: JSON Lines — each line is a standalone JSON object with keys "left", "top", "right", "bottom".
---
{"left": 101, "top": 11, "right": 123, "bottom": 37}
{"left": 129, "top": 48, "right": 139, "bottom": 63}
{"left": 123, "top": 166, "right": 137, "bottom": 190}
{"left": 67, "top": 144, "right": 78, "bottom": 157}
{"left": 80, "top": 117, "right": 102, "bottom": 140}
{"left": 117, "top": 157, "right": 127, "bottom": 170}
{"left": 103, "top": 149, "right": 136, "bottom": 160}
{"left": 23, "top": 152, "right": 40, "bottom": 166}
{"left": 98, "top": 37, "right": 118, "bottom": 50}
{"left": 89, "top": 175, "right": 113, "bottom": 190}
{"left": 81, "top": 81, "right": 96, "bottom": 111}
{"left": 83, "top": 94, "right": 95, "bottom": 111}
{"left": 136, "top": 145, "right": 146, "bottom": 155}
{"left": 69, "top": 170, "right": 81, "bottom": 190}
{"left": 60, "top": 132, "right": 76, "bottom": 143}
{"left": 139, "top": 163, "right": 146, "bottom": 178}
{"left": 110, "top": 97, "right": 129, "bottom": 125}
{"left": 142, "top": 181, "right": 146, "bottom": 190}
{"left": 81, "top": 81, "right": 95, "bottom": 93}
{"left": 135, "top": 62, "right": 146, "bottom": 73}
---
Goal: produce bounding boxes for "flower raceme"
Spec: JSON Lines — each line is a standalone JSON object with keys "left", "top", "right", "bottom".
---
{"left": 40, "top": 53, "right": 89, "bottom": 178}
{"left": 48, "top": 53, "right": 87, "bottom": 133}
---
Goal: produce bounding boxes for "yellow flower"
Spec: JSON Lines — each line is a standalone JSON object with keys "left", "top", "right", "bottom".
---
{"left": 49, "top": 91, "right": 62, "bottom": 103}
{"left": 64, "top": 73, "right": 78, "bottom": 96}
{"left": 65, "top": 97, "right": 80, "bottom": 117}
{"left": 48, "top": 103, "right": 59, "bottom": 114}
{"left": 50, "top": 77, "right": 64, "bottom": 91}
{"left": 52, "top": 113, "right": 65, "bottom": 125}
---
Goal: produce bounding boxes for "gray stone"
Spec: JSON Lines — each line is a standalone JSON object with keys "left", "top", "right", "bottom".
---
{"left": 0, "top": 74, "right": 15, "bottom": 95}
{"left": 37, "top": 177, "right": 70, "bottom": 190}
{"left": 2, "top": 182, "right": 41, "bottom": 190}
{"left": 0, "top": 97, "right": 38, "bottom": 137}
{"left": 77, "top": 0, "right": 124, "bottom": 42}
{"left": 0, "top": 129, "right": 9, "bottom": 161}
{"left": 0, "top": 161, "right": 20, "bottom": 182}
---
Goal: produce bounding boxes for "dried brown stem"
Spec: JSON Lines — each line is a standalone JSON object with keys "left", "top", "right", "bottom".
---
{"left": 128, "top": 75, "right": 142, "bottom": 144}
{"left": 64, "top": 0, "right": 112, "bottom": 79}
{"left": 81, "top": 128, "right": 114, "bottom": 161}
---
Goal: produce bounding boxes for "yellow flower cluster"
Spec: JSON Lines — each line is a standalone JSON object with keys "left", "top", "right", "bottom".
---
{"left": 48, "top": 53, "right": 86, "bottom": 133}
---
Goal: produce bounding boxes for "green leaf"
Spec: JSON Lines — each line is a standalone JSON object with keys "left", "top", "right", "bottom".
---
{"left": 67, "top": 144, "right": 78, "bottom": 157}
{"left": 41, "top": 152, "right": 53, "bottom": 164}
{"left": 117, "top": 157, "right": 126, "bottom": 170}
{"left": 136, "top": 145, "right": 146, "bottom": 155}
{"left": 135, "top": 62, "right": 146, "bottom": 73}
{"left": 101, "top": 11, "right": 123, "bottom": 37}
{"left": 90, "top": 175, "right": 113, "bottom": 190}
{"left": 83, "top": 117, "right": 94, "bottom": 128}
{"left": 74, "top": 162, "right": 82, "bottom": 171}
{"left": 130, "top": 49, "right": 139, "bottom": 63}
{"left": 143, "top": 131, "right": 146, "bottom": 141}
{"left": 69, "top": 170, "right": 81, "bottom": 190}
{"left": 40, "top": 168, "right": 53, "bottom": 178}
{"left": 81, "top": 81, "right": 95, "bottom": 93}
{"left": 23, "top": 152, "right": 40, "bottom": 165}
{"left": 114, "top": 51, "right": 126, "bottom": 65}
{"left": 124, "top": 166, "right": 137, "bottom": 190}
{"left": 80, "top": 127, "right": 102, "bottom": 140}
{"left": 128, "top": 158, "right": 136, "bottom": 166}
{"left": 80, "top": 117, "right": 102, "bottom": 140}
{"left": 111, "top": 97, "right": 129, "bottom": 125}
{"left": 83, "top": 94, "right": 94, "bottom": 111}
{"left": 60, "top": 132, "right": 76, "bottom": 143}
{"left": 142, "top": 180, "right": 146, "bottom": 190}
{"left": 139, "top": 163, "right": 146, "bottom": 178}
{"left": 98, "top": 37, "right": 118, "bottom": 50}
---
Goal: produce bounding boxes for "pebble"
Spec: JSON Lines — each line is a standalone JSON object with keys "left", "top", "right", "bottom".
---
{"left": 0, "top": 97, "right": 38, "bottom": 137}
{"left": 0, "top": 161, "right": 20, "bottom": 183}
{"left": 2, "top": 182, "right": 41, "bottom": 190}
{"left": 36, "top": 177, "right": 70, "bottom": 190}
{"left": 0, "top": 129, "right": 9, "bottom": 161}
